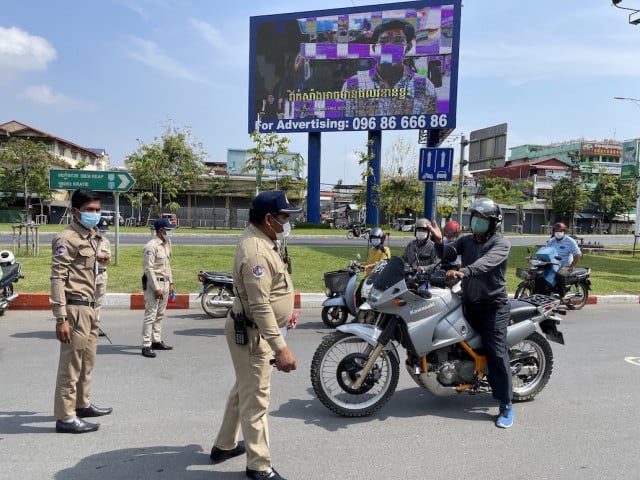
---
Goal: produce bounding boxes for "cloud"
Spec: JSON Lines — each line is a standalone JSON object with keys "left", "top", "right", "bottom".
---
{"left": 114, "top": 0, "right": 168, "bottom": 21}
{"left": 0, "top": 26, "right": 56, "bottom": 71}
{"left": 22, "top": 84, "right": 94, "bottom": 109}
{"left": 126, "top": 36, "right": 207, "bottom": 83}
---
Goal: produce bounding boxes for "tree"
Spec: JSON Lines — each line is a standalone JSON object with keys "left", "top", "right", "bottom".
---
{"left": 0, "top": 138, "right": 55, "bottom": 220}
{"left": 125, "top": 124, "right": 206, "bottom": 219}
{"left": 477, "top": 174, "right": 532, "bottom": 227}
{"left": 245, "top": 131, "right": 300, "bottom": 194}
{"left": 591, "top": 174, "right": 636, "bottom": 231}
{"left": 551, "top": 177, "right": 589, "bottom": 230}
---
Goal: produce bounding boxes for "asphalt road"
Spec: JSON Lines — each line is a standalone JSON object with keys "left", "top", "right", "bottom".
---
{"left": 1, "top": 304, "right": 639, "bottom": 479}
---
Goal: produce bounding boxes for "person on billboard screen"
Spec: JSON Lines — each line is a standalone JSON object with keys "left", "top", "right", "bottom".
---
{"left": 341, "top": 19, "right": 437, "bottom": 117}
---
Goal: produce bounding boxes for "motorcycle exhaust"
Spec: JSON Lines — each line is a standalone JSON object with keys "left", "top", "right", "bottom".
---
{"left": 205, "top": 298, "right": 234, "bottom": 308}
{"left": 6, "top": 293, "right": 18, "bottom": 302}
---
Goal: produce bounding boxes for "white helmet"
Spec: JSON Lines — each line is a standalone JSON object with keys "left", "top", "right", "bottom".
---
{"left": 0, "top": 250, "right": 15, "bottom": 266}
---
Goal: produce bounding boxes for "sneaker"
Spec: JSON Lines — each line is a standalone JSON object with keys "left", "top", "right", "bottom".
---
{"left": 496, "top": 405, "right": 514, "bottom": 429}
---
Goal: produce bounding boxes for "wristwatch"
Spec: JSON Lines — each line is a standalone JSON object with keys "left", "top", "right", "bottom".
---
{"left": 56, "top": 317, "right": 68, "bottom": 324}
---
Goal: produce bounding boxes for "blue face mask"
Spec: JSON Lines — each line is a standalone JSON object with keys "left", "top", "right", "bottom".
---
{"left": 470, "top": 216, "right": 490, "bottom": 234}
{"left": 79, "top": 212, "right": 101, "bottom": 229}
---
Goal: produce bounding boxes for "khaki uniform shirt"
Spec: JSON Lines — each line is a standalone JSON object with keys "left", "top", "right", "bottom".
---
{"left": 96, "top": 232, "right": 111, "bottom": 286}
{"left": 50, "top": 221, "right": 99, "bottom": 318}
{"left": 143, "top": 236, "right": 173, "bottom": 292}
{"left": 233, "top": 224, "right": 294, "bottom": 353}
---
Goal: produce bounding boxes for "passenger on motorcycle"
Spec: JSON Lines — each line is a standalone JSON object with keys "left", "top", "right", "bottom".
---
{"left": 442, "top": 220, "right": 462, "bottom": 268}
{"left": 356, "top": 227, "right": 391, "bottom": 301}
{"left": 401, "top": 218, "right": 436, "bottom": 271}
{"left": 546, "top": 222, "right": 582, "bottom": 300}
{"left": 429, "top": 198, "right": 515, "bottom": 429}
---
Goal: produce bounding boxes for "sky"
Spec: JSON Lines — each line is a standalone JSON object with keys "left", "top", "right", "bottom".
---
{"left": 1, "top": 0, "right": 639, "bottom": 188}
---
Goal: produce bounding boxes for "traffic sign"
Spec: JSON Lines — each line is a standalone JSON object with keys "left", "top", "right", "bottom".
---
{"left": 49, "top": 169, "right": 135, "bottom": 192}
{"left": 419, "top": 148, "right": 454, "bottom": 181}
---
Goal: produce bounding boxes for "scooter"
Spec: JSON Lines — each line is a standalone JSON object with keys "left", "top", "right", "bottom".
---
{"left": 197, "top": 271, "right": 234, "bottom": 318}
{"left": 514, "top": 246, "right": 591, "bottom": 310}
{"left": 310, "top": 247, "right": 566, "bottom": 417}
{"left": 321, "top": 259, "right": 364, "bottom": 328}
{"left": 0, "top": 250, "right": 24, "bottom": 316}
{"left": 346, "top": 223, "right": 371, "bottom": 240}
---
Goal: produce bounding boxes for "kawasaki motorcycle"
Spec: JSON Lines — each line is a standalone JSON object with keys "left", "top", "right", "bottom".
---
{"left": 310, "top": 248, "right": 566, "bottom": 417}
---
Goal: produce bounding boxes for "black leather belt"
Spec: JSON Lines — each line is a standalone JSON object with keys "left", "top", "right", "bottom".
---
{"left": 67, "top": 299, "right": 96, "bottom": 307}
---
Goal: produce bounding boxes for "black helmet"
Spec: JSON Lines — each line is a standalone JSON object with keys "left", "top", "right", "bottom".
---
{"left": 468, "top": 198, "right": 503, "bottom": 224}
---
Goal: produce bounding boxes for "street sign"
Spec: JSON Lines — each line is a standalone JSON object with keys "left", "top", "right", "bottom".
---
{"left": 419, "top": 148, "right": 454, "bottom": 182}
{"left": 49, "top": 169, "right": 135, "bottom": 192}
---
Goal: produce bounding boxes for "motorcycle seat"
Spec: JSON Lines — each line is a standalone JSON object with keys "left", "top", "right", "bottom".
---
{"left": 200, "top": 271, "right": 233, "bottom": 282}
{"left": 508, "top": 299, "right": 538, "bottom": 324}
{"left": 568, "top": 267, "right": 589, "bottom": 279}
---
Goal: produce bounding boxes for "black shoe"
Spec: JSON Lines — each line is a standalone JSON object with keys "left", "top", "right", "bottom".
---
{"left": 98, "top": 328, "right": 106, "bottom": 337}
{"left": 56, "top": 417, "right": 99, "bottom": 434}
{"left": 246, "top": 467, "right": 285, "bottom": 480}
{"left": 142, "top": 347, "right": 156, "bottom": 358}
{"left": 76, "top": 403, "right": 113, "bottom": 418}
{"left": 151, "top": 341, "right": 173, "bottom": 350}
{"left": 210, "top": 440, "right": 245, "bottom": 463}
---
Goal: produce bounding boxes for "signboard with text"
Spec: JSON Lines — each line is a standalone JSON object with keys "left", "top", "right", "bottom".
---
{"left": 248, "top": 0, "right": 461, "bottom": 134}
{"left": 49, "top": 169, "right": 135, "bottom": 192}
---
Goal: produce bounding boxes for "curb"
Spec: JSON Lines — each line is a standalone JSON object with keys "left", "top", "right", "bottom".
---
{"left": 7, "top": 292, "right": 640, "bottom": 311}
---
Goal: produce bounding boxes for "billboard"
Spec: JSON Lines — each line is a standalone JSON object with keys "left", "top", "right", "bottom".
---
{"left": 248, "top": 0, "right": 461, "bottom": 134}
{"left": 621, "top": 139, "right": 639, "bottom": 181}
{"left": 468, "top": 123, "right": 508, "bottom": 172}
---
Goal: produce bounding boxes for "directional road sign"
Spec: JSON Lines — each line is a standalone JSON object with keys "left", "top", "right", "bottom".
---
{"left": 419, "top": 147, "right": 454, "bottom": 182}
{"left": 49, "top": 169, "right": 135, "bottom": 192}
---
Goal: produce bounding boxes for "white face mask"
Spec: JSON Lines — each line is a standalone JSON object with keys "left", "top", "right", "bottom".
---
{"left": 415, "top": 231, "right": 429, "bottom": 241}
{"left": 270, "top": 216, "right": 291, "bottom": 242}
{"left": 370, "top": 238, "right": 381, "bottom": 247}
{"left": 554, "top": 232, "right": 565, "bottom": 240}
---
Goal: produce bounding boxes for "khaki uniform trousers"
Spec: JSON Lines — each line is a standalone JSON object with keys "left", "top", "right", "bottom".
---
{"left": 142, "top": 280, "right": 170, "bottom": 347}
{"left": 54, "top": 305, "right": 99, "bottom": 420}
{"left": 215, "top": 315, "right": 273, "bottom": 471}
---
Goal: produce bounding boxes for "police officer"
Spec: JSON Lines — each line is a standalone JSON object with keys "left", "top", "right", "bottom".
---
{"left": 429, "top": 198, "right": 514, "bottom": 429}
{"left": 95, "top": 217, "right": 111, "bottom": 337}
{"left": 401, "top": 218, "right": 436, "bottom": 270}
{"left": 210, "top": 191, "right": 299, "bottom": 480}
{"left": 51, "top": 189, "right": 112, "bottom": 434}
{"left": 141, "top": 218, "right": 177, "bottom": 358}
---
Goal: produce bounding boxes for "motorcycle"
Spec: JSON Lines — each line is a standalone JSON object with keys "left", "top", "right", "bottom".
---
{"left": 514, "top": 246, "right": 591, "bottom": 310}
{"left": 0, "top": 250, "right": 24, "bottom": 316}
{"left": 346, "top": 223, "right": 370, "bottom": 240}
{"left": 197, "top": 271, "right": 234, "bottom": 318}
{"left": 321, "top": 259, "right": 364, "bottom": 328}
{"left": 310, "top": 247, "right": 566, "bottom": 417}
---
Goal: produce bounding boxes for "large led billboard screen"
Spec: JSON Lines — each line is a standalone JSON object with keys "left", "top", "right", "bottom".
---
{"left": 248, "top": 0, "right": 461, "bottom": 134}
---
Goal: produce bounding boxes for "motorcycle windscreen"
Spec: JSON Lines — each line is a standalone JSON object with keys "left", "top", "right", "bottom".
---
{"left": 370, "top": 256, "right": 405, "bottom": 291}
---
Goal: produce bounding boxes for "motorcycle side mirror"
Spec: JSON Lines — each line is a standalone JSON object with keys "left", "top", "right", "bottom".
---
{"left": 441, "top": 244, "right": 458, "bottom": 264}
{"left": 355, "top": 253, "right": 361, "bottom": 260}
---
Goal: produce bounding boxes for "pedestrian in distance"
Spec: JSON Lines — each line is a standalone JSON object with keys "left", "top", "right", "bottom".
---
{"left": 95, "top": 217, "right": 111, "bottom": 338}
{"left": 429, "top": 197, "right": 515, "bottom": 429}
{"left": 141, "top": 218, "right": 177, "bottom": 358}
{"left": 210, "top": 190, "right": 300, "bottom": 480}
{"left": 51, "top": 189, "right": 113, "bottom": 434}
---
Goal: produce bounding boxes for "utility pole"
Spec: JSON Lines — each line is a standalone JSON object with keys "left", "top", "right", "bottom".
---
{"left": 457, "top": 134, "right": 469, "bottom": 223}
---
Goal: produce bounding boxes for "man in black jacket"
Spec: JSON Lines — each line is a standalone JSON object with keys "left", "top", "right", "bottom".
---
{"left": 429, "top": 198, "right": 514, "bottom": 429}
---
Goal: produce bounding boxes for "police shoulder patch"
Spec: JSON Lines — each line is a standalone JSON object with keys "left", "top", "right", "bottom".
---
{"left": 252, "top": 264, "right": 265, "bottom": 278}
{"left": 54, "top": 244, "right": 66, "bottom": 256}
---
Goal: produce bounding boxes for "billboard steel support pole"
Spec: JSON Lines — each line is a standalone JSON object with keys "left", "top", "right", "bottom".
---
{"left": 366, "top": 130, "right": 381, "bottom": 226}
{"left": 307, "top": 132, "right": 321, "bottom": 224}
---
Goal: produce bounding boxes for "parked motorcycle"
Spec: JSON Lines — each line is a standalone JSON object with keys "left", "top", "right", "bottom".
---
{"left": 514, "top": 246, "right": 591, "bottom": 310}
{"left": 197, "top": 271, "right": 234, "bottom": 318}
{"left": 0, "top": 250, "right": 24, "bottom": 316}
{"left": 321, "top": 260, "right": 364, "bottom": 327}
{"left": 310, "top": 248, "right": 566, "bottom": 417}
{"left": 346, "top": 223, "right": 370, "bottom": 240}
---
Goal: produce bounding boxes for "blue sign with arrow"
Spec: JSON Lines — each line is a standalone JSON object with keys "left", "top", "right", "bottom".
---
{"left": 419, "top": 148, "right": 454, "bottom": 182}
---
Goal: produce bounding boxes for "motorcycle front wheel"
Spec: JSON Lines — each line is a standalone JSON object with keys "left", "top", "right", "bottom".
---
{"left": 321, "top": 306, "right": 349, "bottom": 328}
{"left": 310, "top": 332, "right": 399, "bottom": 417}
{"left": 513, "top": 282, "right": 533, "bottom": 299}
{"left": 565, "top": 281, "right": 589, "bottom": 310}
{"left": 0, "top": 284, "right": 12, "bottom": 316}
{"left": 346, "top": 231, "right": 354, "bottom": 239}
{"left": 201, "top": 284, "right": 233, "bottom": 318}
{"left": 510, "top": 332, "right": 553, "bottom": 402}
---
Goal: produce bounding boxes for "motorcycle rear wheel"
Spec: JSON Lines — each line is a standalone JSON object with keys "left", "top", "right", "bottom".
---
{"left": 510, "top": 332, "right": 553, "bottom": 402}
{"left": 565, "top": 282, "right": 589, "bottom": 310}
{"left": 321, "top": 306, "right": 349, "bottom": 328}
{"left": 346, "top": 231, "right": 354, "bottom": 239}
{"left": 201, "top": 284, "right": 233, "bottom": 318}
{"left": 0, "top": 284, "right": 12, "bottom": 316}
{"left": 514, "top": 283, "right": 533, "bottom": 299}
{"left": 310, "top": 332, "right": 399, "bottom": 417}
